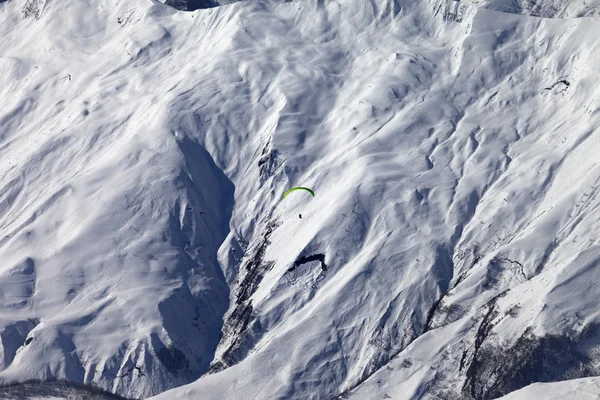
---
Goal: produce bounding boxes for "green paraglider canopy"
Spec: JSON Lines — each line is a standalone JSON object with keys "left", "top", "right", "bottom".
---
{"left": 283, "top": 186, "right": 315, "bottom": 199}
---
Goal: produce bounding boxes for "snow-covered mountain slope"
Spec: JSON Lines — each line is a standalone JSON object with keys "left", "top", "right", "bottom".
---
{"left": 497, "top": 377, "right": 600, "bottom": 399}
{"left": 148, "top": 4, "right": 600, "bottom": 399}
{"left": 471, "top": 0, "right": 600, "bottom": 18}
{"left": 0, "top": 0, "right": 234, "bottom": 398}
{"left": 503, "top": 379, "right": 600, "bottom": 400}
{"left": 161, "top": 0, "right": 600, "bottom": 18}
{"left": 1, "top": 0, "right": 600, "bottom": 399}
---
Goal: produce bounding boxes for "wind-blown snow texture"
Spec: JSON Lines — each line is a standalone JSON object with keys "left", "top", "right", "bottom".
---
{"left": 1, "top": 0, "right": 600, "bottom": 399}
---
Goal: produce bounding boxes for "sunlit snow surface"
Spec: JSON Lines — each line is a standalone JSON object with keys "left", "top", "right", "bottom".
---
{"left": 1, "top": 0, "right": 600, "bottom": 399}
{"left": 496, "top": 377, "right": 600, "bottom": 399}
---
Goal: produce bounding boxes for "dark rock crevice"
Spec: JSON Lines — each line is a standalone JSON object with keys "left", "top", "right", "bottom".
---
{"left": 544, "top": 79, "right": 571, "bottom": 95}
{"left": 462, "top": 301, "right": 500, "bottom": 398}
{"left": 208, "top": 220, "right": 279, "bottom": 373}
{"left": 424, "top": 295, "right": 446, "bottom": 332}
{"left": 117, "top": 366, "right": 146, "bottom": 379}
{"left": 257, "top": 139, "right": 280, "bottom": 183}
{"left": 287, "top": 253, "right": 327, "bottom": 273}
{"left": 494, "top": 257, "right": 527, "bottom": 279}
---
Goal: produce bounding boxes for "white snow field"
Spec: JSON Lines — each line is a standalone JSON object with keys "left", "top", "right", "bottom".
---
{"left": 1, "top": 0, "right": 600, "bottom": 398}
{"left": 496, "top": 377, "right": 600, "bottom": 399}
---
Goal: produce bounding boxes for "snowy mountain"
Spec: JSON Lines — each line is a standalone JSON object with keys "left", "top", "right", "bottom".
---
{"left": 497, "top": 377, "right": 600, "bottom": 400}
{"left": 469, "top": 0, "right": 600, "bottom": 17}
{"left": 1, "top": 0, "right": 600, "bottom": 399}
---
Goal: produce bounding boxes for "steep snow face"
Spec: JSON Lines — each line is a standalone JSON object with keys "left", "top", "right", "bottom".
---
{"left": 1, "top": 0, "right": 600, "bottom": 400}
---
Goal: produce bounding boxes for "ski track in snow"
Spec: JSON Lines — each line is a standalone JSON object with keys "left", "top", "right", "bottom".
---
{"left": 1, "top": 0, "right": 600, "bottom": 399}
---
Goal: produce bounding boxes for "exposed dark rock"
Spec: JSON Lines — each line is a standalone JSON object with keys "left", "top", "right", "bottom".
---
{"left": 117, "top": 365, "right": 146, "bottom": 379}
{"left": 462, "top": 311, "right": 600, "bottom": 400}
{"left": 427, "top": 302, "right": 465, "bottom": 330}
{"left": 257, "top": 140, "right": 280, "bottom": 182}
{"left": 461, "top": 302, "right": 500, "bottom": 384}
{"left": 424, "top": 294, "right": 447, "bottom": 331}
{"left": 0, "top": 379, "right": 132, "bottom": 400}
{"left": 209, "top": 221, "right": 278, "bottom": 372}
{"left": 163, "top": 0, "right": 218, "bottom": 11}
{"left": 22, "top": 0, "right": 43, "bottom": 19}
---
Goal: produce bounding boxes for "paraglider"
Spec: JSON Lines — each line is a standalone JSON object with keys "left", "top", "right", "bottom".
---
{"left": 283, "top": 187, "right": 315, "bottom": 199}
